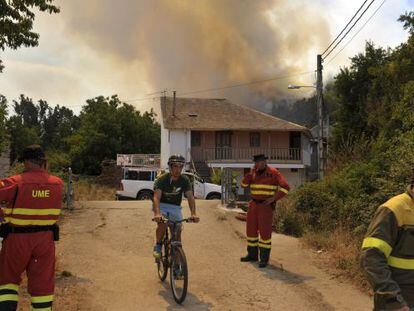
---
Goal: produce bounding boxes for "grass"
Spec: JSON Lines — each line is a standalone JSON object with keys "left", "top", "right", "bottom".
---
{"left": 72, "top": 180, "right": 116, "bottom": 201}
{"left": 302, "top": 227, "right": 370, "bottom": 291}
{"left": 272, "top": 199, "right": 371, "bottom": 291}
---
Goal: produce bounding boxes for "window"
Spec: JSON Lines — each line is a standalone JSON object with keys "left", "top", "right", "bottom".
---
{"left": 125, "top": 170, "right": 152, "bottom": 181}
{"left": 290, "top": 168, "right": 298, "bottom": 172}
{"left": 250, "top": 132, "right": 261, "bottom": 147}
{"left": 191, "top": 131, "right": 201, "bottom": 147}
{"left": 138, "top": 171, "right": 152, "bottom": 181}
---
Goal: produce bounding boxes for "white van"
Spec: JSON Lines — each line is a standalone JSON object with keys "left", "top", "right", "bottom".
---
{"left": 116, "top": 168, "right": 222, "bottom": 200}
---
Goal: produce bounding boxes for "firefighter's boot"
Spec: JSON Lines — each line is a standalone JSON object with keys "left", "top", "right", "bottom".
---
{"left": 240, "top": 246, "right": 258, "bottom": 262}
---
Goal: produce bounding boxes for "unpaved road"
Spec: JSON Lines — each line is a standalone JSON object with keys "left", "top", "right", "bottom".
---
{"left": 47, "top": 201, "right": 371, "bottom": 310}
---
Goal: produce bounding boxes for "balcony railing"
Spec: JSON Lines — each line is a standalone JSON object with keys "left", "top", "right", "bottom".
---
{"left": 191, "top": 148, "right": 301, "bottom": 163}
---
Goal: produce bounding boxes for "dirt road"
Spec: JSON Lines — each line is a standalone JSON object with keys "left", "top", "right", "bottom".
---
{"left": 48, "top": 200, "right": 371, "bottom": 310}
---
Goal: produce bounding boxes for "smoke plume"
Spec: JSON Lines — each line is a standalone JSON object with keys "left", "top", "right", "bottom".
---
{"left": 61, "top": 0, "right": 330, "bottom": 109}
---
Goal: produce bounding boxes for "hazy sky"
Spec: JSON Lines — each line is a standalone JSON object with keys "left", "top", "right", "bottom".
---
{"left": 0, "top": 0, "right": 412, "bottom": 114}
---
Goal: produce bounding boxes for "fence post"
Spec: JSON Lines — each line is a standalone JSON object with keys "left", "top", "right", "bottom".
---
{"left": 67, "top": 167, "right": 73, "bottom": 210}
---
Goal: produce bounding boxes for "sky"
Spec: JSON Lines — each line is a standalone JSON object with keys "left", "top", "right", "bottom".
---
{"left": 0, "top": 0, "right": 412, "bottom": 114}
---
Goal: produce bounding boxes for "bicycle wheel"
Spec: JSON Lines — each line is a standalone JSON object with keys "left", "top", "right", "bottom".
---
{"left": 157, "top": 240, "right": 169, "bottom": 281}
{"left": 170, "top": 246, "right": 188, "bottom": 304}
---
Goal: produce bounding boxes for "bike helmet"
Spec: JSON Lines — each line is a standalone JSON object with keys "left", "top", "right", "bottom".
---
{"left": 168, "top": 154, "right": 185, "bottom": 166}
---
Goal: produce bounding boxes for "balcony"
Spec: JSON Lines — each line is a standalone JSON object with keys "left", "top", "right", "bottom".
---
{"left": 191, "top": 148, "right": 302, "bottom": 163}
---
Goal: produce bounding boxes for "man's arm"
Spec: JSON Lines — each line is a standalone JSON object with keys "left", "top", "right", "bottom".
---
{"left": 0, "top": 179, "right": 18, "bottom": 222}
{"left": 264, "top": 169, "right": 290, "bottom": 205}
{"left": 183, "top": 176, "right": 199, "bottom": 221}
{"left": 361, "top": 206, "right": 407, "bottom": 310}
{"left": 153, "top": 189, "right": 162, "bottom": 219}
{"left": 185, "top": 190, "right": 197, "bottom": 218}
{"left": 274, "top": 170, "right": 290, "bottom": 201}
{"left": 241, "top": 168, "right": 254, "bottom": 188}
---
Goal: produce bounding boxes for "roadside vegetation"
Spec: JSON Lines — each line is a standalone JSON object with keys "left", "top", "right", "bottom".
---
{"left": 273, "top": 12, "right": 414, "bottom": 289}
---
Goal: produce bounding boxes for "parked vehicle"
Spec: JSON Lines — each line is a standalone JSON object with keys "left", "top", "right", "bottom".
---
{"left": 116, "top": 168, "right": 222, "bottom": 200}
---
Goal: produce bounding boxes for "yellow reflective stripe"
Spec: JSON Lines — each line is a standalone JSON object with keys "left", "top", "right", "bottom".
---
{"left": 6, "top": 218, "right": 57, "bottom": 226}
{"left": 247, "top": 236, "right": 259, "bottom": 241}
{"left": 388, "top": 256, "right": 414, "bottom": 270}
{"left": 251, "top": 191, "right": 275, "bottom": 196}
{"left": 31, "top": 295, "right": 53, "bottom": 304}
{"left": 362, "top": 237, "right": 393, "bottom": 258}
{"left": 0, "top": 284, "right": 19, "bottom": 291}
{"left": 241, "top": 183, "right": 249, "bottom": 188}
{"left": 250, "top": 184, "right": 277, "bottom": 190}
{"left": 247, "top": 242, "right": 258, "bottom": 247}
{"left": 258, "top": 243, "right": 272, "bottom": 249}
{"left": 279, "top": 187, "right": 289, "bottom": 194}
{"left": 259, "top": 238, "right": 272, "bottom": 244}
{"left": 3, "top": 208, "right": 60, "bottom": 216}
{"left": 0, "top": 294, "right": 19, "bottom": 302}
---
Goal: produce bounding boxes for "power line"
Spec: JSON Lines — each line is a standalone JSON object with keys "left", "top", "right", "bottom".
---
{"left": 322, "top": 0, "right": 370, "bottom": 56}
{"left": 323, "top": 0, "right": 376, "bottom": 60}
{"left": 177, "top": 71, "right": 314, "bottom": 96}
{"left": 325, "top": 0, "right": 387, "bottom": 66}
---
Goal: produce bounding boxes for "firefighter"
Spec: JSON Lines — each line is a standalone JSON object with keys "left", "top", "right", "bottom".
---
{"left": 361, "top": 181, "right": 414, "bottom": 310}
{"left": 0, "top": 145, "right": 63, "bottom": 311}
{"left": 240, "top": 154, "right": 290, "bottom": 268}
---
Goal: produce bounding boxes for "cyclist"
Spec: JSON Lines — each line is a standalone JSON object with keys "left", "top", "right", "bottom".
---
{"left": 153, "top": 154, "right": 199, "bottom": 259}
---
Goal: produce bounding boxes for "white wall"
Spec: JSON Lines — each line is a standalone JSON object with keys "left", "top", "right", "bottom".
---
{"left": 278, "top": 168, "right": 304, "bottom": 189}
{"left": 161, "top": 129, "right": 191, "bottom": 169}
{"left": 169, "top": 130, "right": 189, "bottom": 160}
{"left": 159, "top": 97, "right": 191, "bottom": 168}
{"left": 160, "top": 109, "right": 171, "bottom": 169}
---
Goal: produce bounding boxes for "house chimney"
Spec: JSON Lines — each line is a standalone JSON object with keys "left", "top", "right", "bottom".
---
{"left": 173, "top": 91, "right": 176, "bottom": 117}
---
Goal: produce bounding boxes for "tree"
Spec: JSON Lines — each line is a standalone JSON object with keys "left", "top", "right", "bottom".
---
{"left": 68, "top": 95, "right": 161, "bottom": 175}
{"left": 0, "top": 95, "right": 8, "bottom": 153}
{"left": 398, "top": 11, "right": 414, "bottom": 35}
{"left": 7, "top": 95, "right": 40, "bottom": 161}
{"left": 6, "top": 95, "right": 79, "bottom": 162}
{"left": 0, "top": 0, "right": 60, "bottom": 71}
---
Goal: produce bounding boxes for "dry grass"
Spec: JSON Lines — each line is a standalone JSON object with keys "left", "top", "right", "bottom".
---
{"left": 302, "top": 227, "right": 371, "bottom": 292}
{"left": 73, "top": 180, "right": 116, "bottom": 201}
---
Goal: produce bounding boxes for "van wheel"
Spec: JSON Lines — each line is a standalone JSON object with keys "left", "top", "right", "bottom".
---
{"left": 137, "top": 190, "right": 153, "bottom": 200}
{"left": 207, "top": 193, "right": 221, "bottom": 200}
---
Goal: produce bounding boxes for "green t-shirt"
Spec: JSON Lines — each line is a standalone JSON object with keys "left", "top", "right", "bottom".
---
{"left": 153, "top": 173, "right": 192, "bottom": 206}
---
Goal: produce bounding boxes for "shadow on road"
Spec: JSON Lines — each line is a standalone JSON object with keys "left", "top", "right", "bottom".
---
{"left": 158, "top": 281, "right": 214, "bottom": 311}
{"left": 250, "top": 260, "right": 314, "bottom": 285}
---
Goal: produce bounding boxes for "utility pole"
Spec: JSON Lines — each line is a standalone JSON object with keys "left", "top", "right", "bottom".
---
{"left": 316, "top": 54, "right": 324, "bottom": 179}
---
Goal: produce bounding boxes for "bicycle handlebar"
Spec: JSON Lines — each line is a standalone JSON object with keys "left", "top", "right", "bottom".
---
{"left": 152, "top": 217, "right": 197, "bottom": 224}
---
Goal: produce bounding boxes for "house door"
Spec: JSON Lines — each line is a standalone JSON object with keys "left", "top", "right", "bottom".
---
{"left": 216, "top": 131, "right": 232, "bottom": 160}
{"left": 289, "top": 131, "right": 301, "bottom": 160}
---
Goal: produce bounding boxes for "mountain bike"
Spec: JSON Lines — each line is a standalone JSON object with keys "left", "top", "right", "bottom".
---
{"left": 153, "top": 216, "right": 195, "bottom": 304}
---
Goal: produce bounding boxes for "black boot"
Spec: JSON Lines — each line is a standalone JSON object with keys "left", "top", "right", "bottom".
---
{"left": 240, "top": 245, "right": 258, "bottom": 262}
{"left": 259, "top": 247, "right": 271, "bottom": 268}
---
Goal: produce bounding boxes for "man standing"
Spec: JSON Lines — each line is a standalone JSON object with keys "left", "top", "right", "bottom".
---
{"left": 0, "top": 145, "right": 63, "bottom": 311}
{"left": 240, "top": 154, "right": 290, "bottom": 268}
{"left": 361, "top": 182, "right": 414, "bottom": 311}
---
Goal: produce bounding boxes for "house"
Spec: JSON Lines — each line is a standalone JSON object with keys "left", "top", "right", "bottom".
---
{"left": 158, "top": 97, "right": 312, "bottom": 191}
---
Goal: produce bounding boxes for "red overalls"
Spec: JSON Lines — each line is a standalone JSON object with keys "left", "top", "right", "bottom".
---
{"left": 0, "top": 169, "right": 62, "bottom": 311}
{"left": 241, "top": 166, "right": 290, "bottom": 262}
